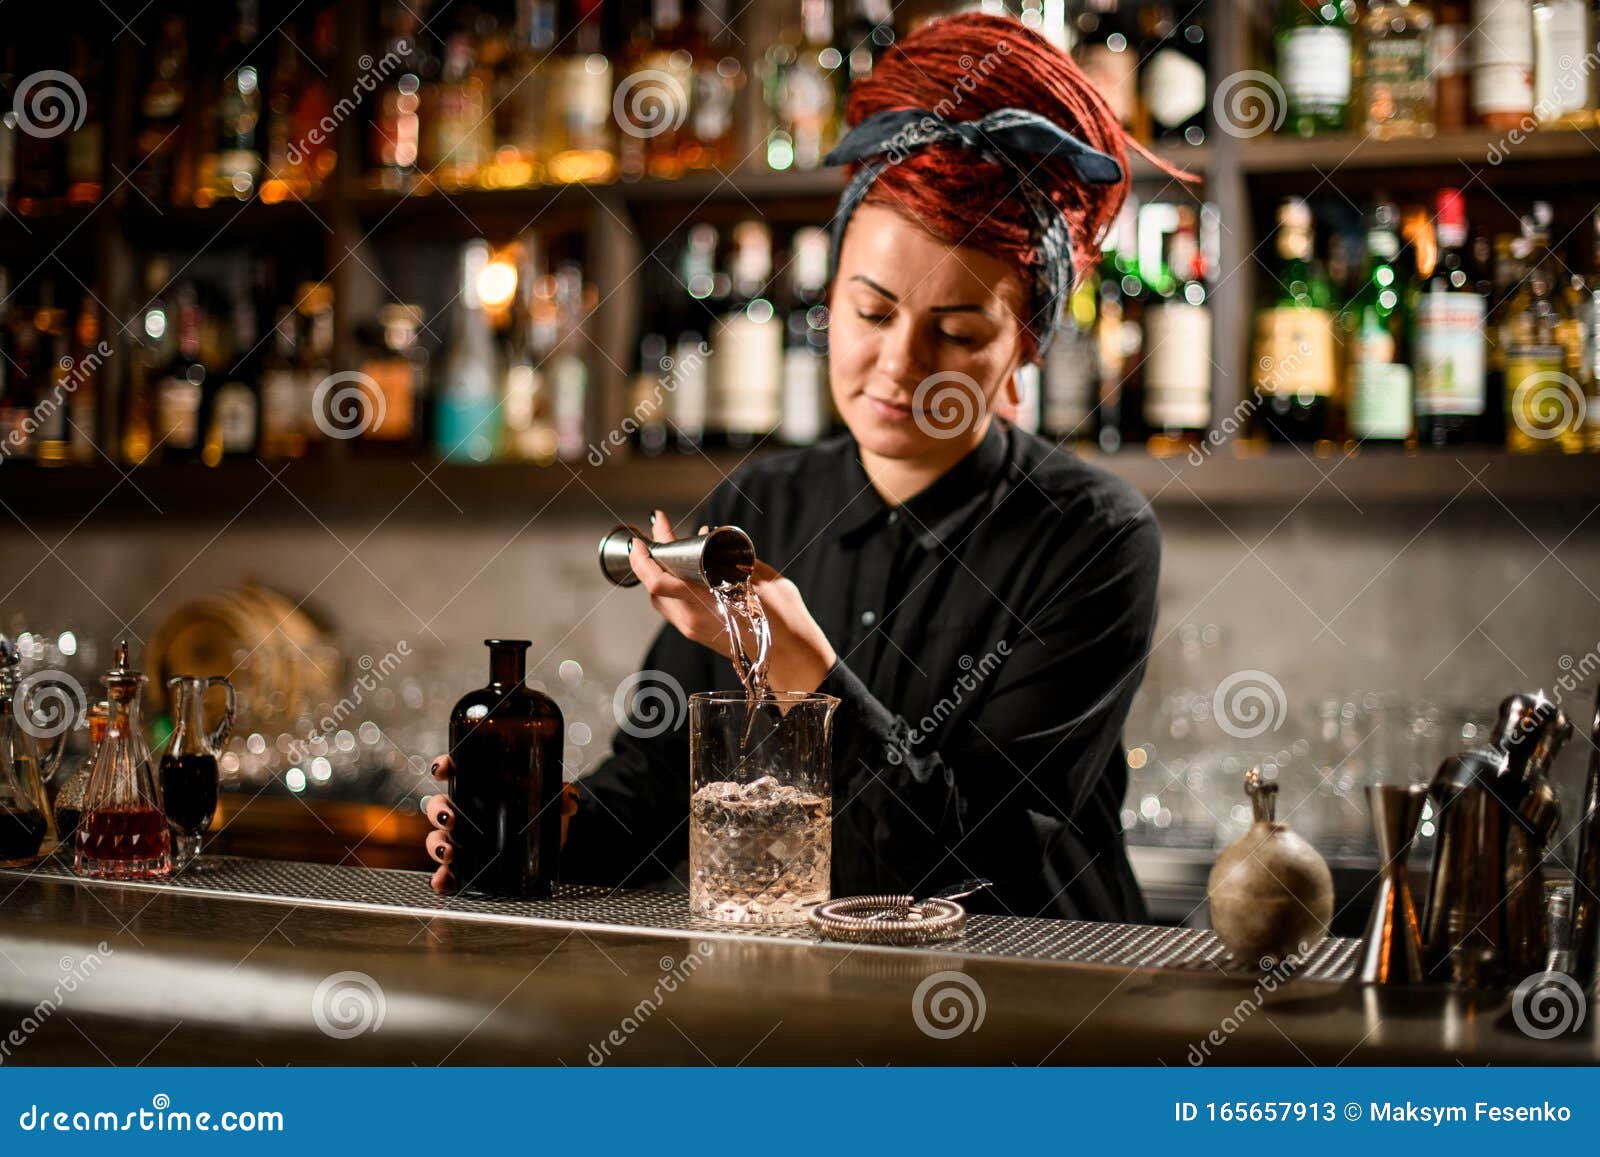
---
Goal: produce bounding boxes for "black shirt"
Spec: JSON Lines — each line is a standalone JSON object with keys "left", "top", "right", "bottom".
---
{"left": 564, "top": 418, "right": 1160, "bottom": 922}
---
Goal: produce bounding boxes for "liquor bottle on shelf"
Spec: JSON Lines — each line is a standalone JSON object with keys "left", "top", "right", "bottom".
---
{"left": 781, "top": 226, "right": 832, "bottom": 446}
{"left": 1276, "top": 0, "right": 1357, "bottom": 137}
{"left": 1473, "top": 0, "right": 1535, "bottom": 131}
{"left": 154, "top": 283, "right": 206, "bottom": 462}
{"left": 545, "top": 0, "right": 618, "bottom": 183}
{"left": 1042, "top": 271, "right": 1100, "bottom": 444}
{"left": 10, "top": 41, "right": 63, "bottom": 217}
{"left": 64, "top": 33, "right": 103, "bottom": 207}
{"left": 550, "top": 261, "right": 592, "bottom": 463}
{"left": 369, "top": 3, "right": 426, "bottom": 192}
{"left": 618, "top": 0, "right": 697, "bottom": 181}
{"left": 214, "top": 0, "right": 264, "bottom": 201}
{"left": 1076, "top": 0, "right": 1136, "bottom": 129}
{"left": 688, "top": 0, "right": 744, "bottom": 170}
{"left": 291, "top": 6, "right": 339, "bottom": 198}
{"left": 1254, "top": 197, "right": 1338, "bottom": 443}
{"left": 764, "top": 0, "right": 843, "bottom": 170}
{"left": 500, "top": 0, "right": 557, "bottom": 187}
{"left": 844, "top": 0, "right": 896, "bottom": 85}
{"left": 1503, "top": 203, "right": 1582, "bottom": 452}
{"left": 427, "top": 28, "right": 493, "bottom": 190}
{"left": 3, "top": 292, "right": 37, "bottom": 462}
{"left": 436, "top": 241, "right": 502, "bottom": 463}
{"left": 1415, "top": 189, "right": 1488, "bottom": 445}
{"left": 503, "top": 267, "right": 557, "bottom": 466}
{"left": 0, "top": 52, "right": 17, "bottom": 213}
{"left": 670, "top": 222, "right": 722, "bottom": 450}
{"left": 1095, "top": 198, "right": 1141, "bottom": 453}
{"left": 1358, "top": 0, "right": 1434, "bottom": 140}
{"left": 1587, "top": 210, "right": 1600, "bottom": 452}
{"left": 259, "top": 306, "right": 307, "bottom": 460}
{"left": 1143, "top": 207, "right": 1211, "bottom": 455}
{"left": 1136, "top": 3, "right": 1207, "bottom": 148}
{"left": 711, "top": 221, "right": 782, "bottom": 447}
{"left": 32, "top": 284, "right": 73, "bottom": 466}
{"left": 297, "top": 283, "right": 335, "bottom": 454}
{"left": 1531, "top": 0, "right": 1594, "bottom": 128}
{"left": 358, "top": 305, "right": 428, "bottom": 452}
{"left": 135, "top": 14, "right": 189, "bottom": 205}
{"left": 628, "top": 332, "right": 671, "bottom": 455}
{"left": 1343, "top": 198, "right": 1414, "bottom": 443}
{"left": 68, "top": 297, "right": 101, "bottom": 464}
{"left": 1431, "top": 0, "right": 1471, "bottom": 130}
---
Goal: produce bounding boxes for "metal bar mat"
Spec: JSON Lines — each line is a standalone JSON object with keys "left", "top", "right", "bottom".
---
{"left": 4, "top": 856, "right": 1360, "bottom": 981}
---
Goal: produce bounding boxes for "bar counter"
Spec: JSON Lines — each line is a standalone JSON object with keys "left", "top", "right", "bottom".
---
{"left": 0, "top": 857, "right": 1593, "bottom": 1066}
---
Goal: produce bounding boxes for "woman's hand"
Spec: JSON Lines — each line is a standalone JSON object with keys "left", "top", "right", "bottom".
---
{"left": 422, "top": 756, "right": 580, "bottom": 894}
{"left": 630, "top": 510, "right": 838, "bottom": 694}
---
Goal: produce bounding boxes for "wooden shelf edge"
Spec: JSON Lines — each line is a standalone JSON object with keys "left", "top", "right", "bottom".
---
{"left": 1239, "top": 126, "right": 1600, "bottom": 174}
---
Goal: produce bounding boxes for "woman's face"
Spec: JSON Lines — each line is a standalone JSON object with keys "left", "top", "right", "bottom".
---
{"left": 828, "top": 203, "right": 1030, "bottom": 463}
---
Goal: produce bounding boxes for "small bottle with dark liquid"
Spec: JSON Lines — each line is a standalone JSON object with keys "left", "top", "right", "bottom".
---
{"left": 76, "top": 641, "right": 172, "bottom": 880}
{"left": 0, "top": 633, "right": 68, "bottom": 867}
{"left": 160, "top": 674, "right": 235, "bottom": 868}
{"left": 448, "top": 640, "right": 564, "bottom": 898}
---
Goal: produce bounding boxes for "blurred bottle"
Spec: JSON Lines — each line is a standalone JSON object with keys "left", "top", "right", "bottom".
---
{"left": 764, "top": 0, "right": 842, "bottom": 170}
{"left": 618, "top": 0, "right": 696, "bottom": 180}
{"left": 711, "top": 221, "right": 782, "bottom": 446}
{"left": 781, "top": 226, "right": 832, "bottom": 446}
{"left": 1143, "top": 207, "right": 1211, "bottom": 455}
{"left": 1076, "top": 0, "right": 1136, "bottom": 129}
{"left": 68, "top": 297, "right": 102, "bottom": 464}
{"left": 32, "top": 284, "right": 72, "bottom": 466}
{"left": 1415, "top": 189, "right": 1488, "bottom": 445}
{"left": 550, "top": 261, "right": 592, "bottom": 462}
{"left": 1136, "top": 2, "right": 1207, "bottom": 147}
{"left": 359, "top": 305, "right": 429, "bottom": 453}
{"left": 154, "top": 283, "right": 206, "bottom": 463}
{"left": 688, "top": 0, "right": 744, "bottom": 170}
{"left": 1343, "top": 199, "right": 1415, "bottom": 443}
{"left": 1254, "top": 197, "right": 1337, "bottom": 443}
{"left": 64, "top": 33, "right": 103, "bottom": 206}
{"left": 501, "top": 0, "right": 557, "bottom": 186}
{"left": 214, "top": 0, "right": 264, "bottom": 201}
{"left": 259, "top": 306, "right": 307, "bottom": 460}
{"left": 135, "top": 15, "right": 189, "bottom": 205}
{"left": 1503, "top": 203, "right": 1583, "bottom": 452}
{"left": 1531, "top": 0, "right": 1594, "bottom": 128}
{"left": 369, "top": 2, "right": 425, "bottom": 192}
{"left": 427, "top": 27, "right": 493, "bottom": 190}
{"left": 297, "top": 282, "right": 335, "bottom": 455}
{"left": 1095, "top": 198, "right": 1141, "bottom": 453}
{"left": 1042, "top": 272, "right": 1100, "bottom": 444}
{"left": 545, "top": 0, "right": 618, "bottom": 183}
{"left": 1276, "top": 0, "right": 1357, "bottom": 136}
{"left": 1586, "top": 210, "right": 1600, "bottom": 451}
{"left": 435, "top": 241, "right": 502, "bottom": 463}
{"left": 1473, "top": 0, "right": 1535, "bottom": 131}
{"left": 844, "top": 0, "right": 896, "bottom": 85}
{"left": 1431, "top": 0, "right": 1471, "bottom": 130}
{"left": 1358, "top": 0, "right": 1434, "bottom": 140}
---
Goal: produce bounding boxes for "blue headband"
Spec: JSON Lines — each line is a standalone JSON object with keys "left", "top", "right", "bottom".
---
{"left": 822, "top": 107, "right": 1124, "bottom": 358}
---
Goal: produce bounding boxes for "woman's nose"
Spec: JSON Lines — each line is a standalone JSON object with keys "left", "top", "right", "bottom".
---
{"left": 875, "top": 318, "right": 928, "bottom": 384}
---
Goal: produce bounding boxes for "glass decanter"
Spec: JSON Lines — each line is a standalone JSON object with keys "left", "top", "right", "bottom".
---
{"left": 0, "top": 633, "right": 68, "bottom": 867}
{"left": 161, "top": 674, "right": 235, "bottom": 868}
{"left": 75, "top": 641, "right": 172, "bottom": 879}
{"left": 53, "top": 700, "right": 109, "bottom": 846}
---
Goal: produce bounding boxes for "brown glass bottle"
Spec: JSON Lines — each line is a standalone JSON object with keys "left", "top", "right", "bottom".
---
{"left": 448, "top": 640, "right": 564, "bottom": 898}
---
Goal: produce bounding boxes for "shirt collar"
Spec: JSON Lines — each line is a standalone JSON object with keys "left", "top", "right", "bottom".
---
{"left": 835, "top": 418, "right": 1011, "bottom": 550}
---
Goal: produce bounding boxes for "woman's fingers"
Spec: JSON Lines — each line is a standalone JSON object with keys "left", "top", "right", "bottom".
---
{"left": 650, "top": 509, "right": 677, "bottom": 542}
{"left": 425, "top": 829, "right": 453, "bottom": 864}
{"left": 429, "top": 863, "right": 456, "bottom": 893}
{"left": 423, "top": 794, "right": 453, "bottom": 830}
{"left": 428, "top": 755, "right": 450, "bottom": 781}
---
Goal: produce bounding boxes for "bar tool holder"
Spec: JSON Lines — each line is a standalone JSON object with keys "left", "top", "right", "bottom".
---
{"left": 1357, "top": 784, "right": 1429, "bottom": 985}
{"left": 598, "top": 524, "right": 756, "bottom": 588}
{"left": 1572, "top": 686, "right": 1600, "bottom": 990}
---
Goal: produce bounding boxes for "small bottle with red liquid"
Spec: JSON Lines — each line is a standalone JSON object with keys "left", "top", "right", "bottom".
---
{"left": 75, "top": 640, "right": 172, "bottom": 880}
{"left": 160, "top": 674, "right": 235, "bottom": 869}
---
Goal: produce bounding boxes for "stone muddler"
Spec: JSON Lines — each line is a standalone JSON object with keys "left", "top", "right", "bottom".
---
{"left": 1206, "top": 768, "right": 1334, "bottom": 967}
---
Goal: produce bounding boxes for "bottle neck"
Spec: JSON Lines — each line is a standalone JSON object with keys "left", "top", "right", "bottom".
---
{"left": 489, "top": 646, "right": 527, "bottom": 686}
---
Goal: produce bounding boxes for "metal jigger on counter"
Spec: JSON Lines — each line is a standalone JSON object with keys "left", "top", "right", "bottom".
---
{"left": 1420, "top": 691, "right": 1571, "bottom": 988}
{"left": 1206, "top": 768, "right": 1333, "bottom": 967}
{"left": 598, "top": 524, "right": 756, "bottom": 588}
{"left": 1357, "top": 783, "right": 1429, "bottom": 985}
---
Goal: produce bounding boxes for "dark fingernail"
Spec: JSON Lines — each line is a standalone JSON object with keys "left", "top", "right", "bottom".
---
{"left": 434, "top": 844, "right": 447, "bottom": 862}
{"left": 429, "top": 757, "right": 444, "bottom": 775}
{"left": 438, "top": 810, "right": 451, "bottom": 825}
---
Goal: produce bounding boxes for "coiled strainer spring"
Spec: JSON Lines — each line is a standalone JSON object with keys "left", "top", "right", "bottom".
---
{"left": 807, "top": 894, "right": 969, "bottom": 945}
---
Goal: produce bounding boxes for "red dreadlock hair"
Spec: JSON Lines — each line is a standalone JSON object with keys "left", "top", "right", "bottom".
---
{"left": 843, "top": 12, "right": 1165, "bottom": 358}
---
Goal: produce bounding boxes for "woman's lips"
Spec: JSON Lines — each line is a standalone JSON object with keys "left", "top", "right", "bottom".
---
{"left": 865, "top": 394, "right": 915, "bottom": 422}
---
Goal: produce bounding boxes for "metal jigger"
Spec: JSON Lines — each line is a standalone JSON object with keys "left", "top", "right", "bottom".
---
{"left": 1358, "top": 783, "right": 1430, "bottom": 985}
{"left": 598, "top": 524, "right": 756, "bottom": 588}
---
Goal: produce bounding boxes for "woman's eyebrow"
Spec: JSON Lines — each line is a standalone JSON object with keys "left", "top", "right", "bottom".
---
{"left": 848, "top": 274, "right": 994, "bottom": 317}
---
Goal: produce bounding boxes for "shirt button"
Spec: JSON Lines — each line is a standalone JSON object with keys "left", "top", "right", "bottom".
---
{"left": 860, "top": 610, "right": 877, "bottom": 626}
{"left": 886, "top": 511, "right": 899, "bottom": 525}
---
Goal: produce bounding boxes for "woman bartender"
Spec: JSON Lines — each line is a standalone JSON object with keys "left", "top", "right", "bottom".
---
{"left": 425, "top": 12, "right": 1162, "bottom": 922}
